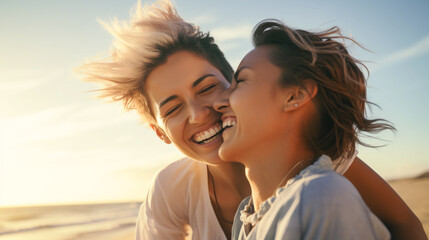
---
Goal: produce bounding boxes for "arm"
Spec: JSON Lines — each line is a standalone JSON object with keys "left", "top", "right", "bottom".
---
{"left": 344, "top": 157, "right": 427, "bottom": 240}
{"left": 135, "top": 169, "right": 189, "bottom": 240}
{"left": 135, "top": 197, "right": 188, "bottom": 240}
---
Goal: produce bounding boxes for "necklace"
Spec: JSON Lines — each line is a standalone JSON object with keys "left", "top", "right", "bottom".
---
{"left": 207, "top": 168, "right": 234, "bottom": 225}
{"left": 274, "top": 159, "right": 309, "bottom": 191}
{"left": 246, "top": 158, "right": 313, "bottom": 212}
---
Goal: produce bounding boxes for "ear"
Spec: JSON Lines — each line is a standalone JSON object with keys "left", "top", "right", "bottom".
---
{"left": 150, "top": 124, "right": 172, "bottom": 144}
{"left": 283, "top": 80, "right": 318, "bottom": 111}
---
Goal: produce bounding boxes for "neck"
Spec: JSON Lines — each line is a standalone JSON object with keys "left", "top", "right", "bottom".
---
{"left": 207, "top": 162, "right": 250, "bottom": 198}
{"left": 207, "top": 161, "right": 250, "bottom": 238}
{"left": 242, "top": 138, "right": 314, "bottom": 212}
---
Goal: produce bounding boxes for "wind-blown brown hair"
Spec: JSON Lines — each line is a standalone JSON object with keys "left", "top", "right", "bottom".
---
{"left": 252, "top": 19, "right": 395, "bottom": 160}
{"left": 78, "top": 0, "right": 233, "bottom": 124}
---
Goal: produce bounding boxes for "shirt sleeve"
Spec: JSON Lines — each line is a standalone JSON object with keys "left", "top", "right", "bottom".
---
{"left": 334, "top": 150, "right": 358, "bottom": 175}
{"left": 135, "top": 168, "right": 189, "bottom": 240}
{"left": 298, "top": 174, "right": 390, "bottom": 240}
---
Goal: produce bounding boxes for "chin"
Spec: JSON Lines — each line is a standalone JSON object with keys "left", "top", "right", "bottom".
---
{"left": 218, "top": 145, "right": 238, "bottom": 163}
{"left": 198, "top": 152, "right": 224, "bottom": 165}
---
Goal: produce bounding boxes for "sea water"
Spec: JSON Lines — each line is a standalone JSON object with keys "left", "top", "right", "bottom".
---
{"left": 0, "top": 202, "right": 140, "bottom": 240}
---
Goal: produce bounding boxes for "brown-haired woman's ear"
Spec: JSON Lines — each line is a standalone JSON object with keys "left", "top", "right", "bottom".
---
{"left": 283, "top": 80, "right": 318, "bottom": 112}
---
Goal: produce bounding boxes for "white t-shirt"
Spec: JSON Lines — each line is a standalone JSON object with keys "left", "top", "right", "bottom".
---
{"left": 136, "top": 158, "right": 226, "bottom": 240}
{"left": 136, "top": 152, "right": 357, "bottom": 240}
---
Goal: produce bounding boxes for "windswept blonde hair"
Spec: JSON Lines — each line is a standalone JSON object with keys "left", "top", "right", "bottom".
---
{"left": 79, "top": 0, "right": 233, "bottom": 124}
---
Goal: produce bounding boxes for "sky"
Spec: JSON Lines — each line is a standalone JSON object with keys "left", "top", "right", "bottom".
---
{"left": 0, "top": 0, "right": 428, "bottom": 207}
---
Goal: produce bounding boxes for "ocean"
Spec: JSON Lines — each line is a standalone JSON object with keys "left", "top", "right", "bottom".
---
{"left": 0, "top": 202, "right": 141, "bottom": 240}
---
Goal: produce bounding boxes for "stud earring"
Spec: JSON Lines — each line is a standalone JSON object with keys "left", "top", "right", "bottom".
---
{"left": 294, "top": 103, "right": 298, "bottom": 107}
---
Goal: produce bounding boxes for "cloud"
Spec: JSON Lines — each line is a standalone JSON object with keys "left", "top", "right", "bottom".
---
{"left": 210, "top": 24, "right": 253, "bottom": 42}
{"left": 377, "top": 35, "right": 429, "bottom": 67}
{"left": 0, "top": 68, "right": 66, "bottom": 93}
{"left": 188, "top": 14, "right": 217, "bottom": 25}
{"left": 0, "top": 102, "right": 139, "bottom": 146}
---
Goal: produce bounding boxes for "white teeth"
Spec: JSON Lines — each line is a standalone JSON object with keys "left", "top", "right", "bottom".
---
{"left": 193, "top": 124, "right": 222, "bottom": 143}
{"left": 204, "top": 131, "right": 210, "bottom": 140}
{"left": 222, "top": 118, "right": 236, "bottom": 129}
{"left": 216, "top": 126, "right": 221, "bottom": 132}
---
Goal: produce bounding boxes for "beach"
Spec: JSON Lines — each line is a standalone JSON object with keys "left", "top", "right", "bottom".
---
{"left": 388, "top": 174, "right": 429, "bottom": 236}
{"left": 0, "top": 202, "right": 140, "bottom": 240}
{"left": 1, "top": 175, "right": 427, "bottom": 240}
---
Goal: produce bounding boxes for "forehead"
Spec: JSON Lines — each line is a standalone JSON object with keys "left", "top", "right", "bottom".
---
{"left": 145, "top": 50, "right": 224, "bottom": 100}
{"left": 238, "top": 45, "right": 273, "bottom": 69}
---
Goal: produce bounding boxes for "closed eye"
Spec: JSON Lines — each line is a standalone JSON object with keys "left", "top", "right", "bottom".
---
{"left": 198, "top": 84, "right": 217, "bottom": 94}
{"left": 164, "top": 104, "right": 181, "bottom": 117}
{"left": 231, "top": 78, "right": 244, "bottom": 89}
{"left": 236, "top": 79, "right": 244, "bottom": 84}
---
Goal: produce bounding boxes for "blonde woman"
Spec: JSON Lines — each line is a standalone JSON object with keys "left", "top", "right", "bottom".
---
{"left": 79, "top": 1, "right": 425, "bottom": 239}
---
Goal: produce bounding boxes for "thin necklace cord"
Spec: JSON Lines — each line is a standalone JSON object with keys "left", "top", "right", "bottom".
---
{"left": 208, "top": 168, "right": 234, "bottom": 225}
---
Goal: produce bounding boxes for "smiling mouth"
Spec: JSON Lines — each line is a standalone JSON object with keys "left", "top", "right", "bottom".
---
{"left": 193, "top": 123, "right": 223, "bottom": 144}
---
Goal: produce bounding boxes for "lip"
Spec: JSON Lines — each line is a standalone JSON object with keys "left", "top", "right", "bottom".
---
{"left": 221, "top": 114, "right": 236, "bottom": 123}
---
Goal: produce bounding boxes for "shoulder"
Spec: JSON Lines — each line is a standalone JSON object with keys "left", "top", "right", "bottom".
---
{"left": 137, "top": 157, "right": 202, "bottom": 239}
{"left": 139, "top": 157, "right": 206, "bottom": 226}
{"left": 285, "top": 171, "right": 372, "bottom": 224}
{"left": 282, "top": 172, "right": 390, "bottom": 239}
{"left": 273, "top": 171, "right": 361, "bottom": 214}
{"left": 333, "top": 150, "right": 358, "bottom": 175}
{"left": 150, "top": 157, "right": 206, "bottom": 197}
{"left": 298, "top": 171, "right": 360, "bottom": 204}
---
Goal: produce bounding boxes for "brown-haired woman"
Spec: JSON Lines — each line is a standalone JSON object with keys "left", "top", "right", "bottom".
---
{"left": 214, "top": 19, "right": 426, "bottom": 239}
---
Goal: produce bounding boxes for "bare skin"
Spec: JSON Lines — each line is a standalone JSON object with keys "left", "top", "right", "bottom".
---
{"left": 207, "top": 163, "right": 249, "bottom": 239}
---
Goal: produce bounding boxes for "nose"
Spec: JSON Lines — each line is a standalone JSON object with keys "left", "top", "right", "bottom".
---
{"left": 188, "top": 100, "right": 210, "bottom": 124}
{"left": 213, "top": 88, "right": 231, "bottom": 113}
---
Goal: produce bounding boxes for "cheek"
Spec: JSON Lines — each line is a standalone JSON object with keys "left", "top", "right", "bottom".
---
{"left": 162, "top": 117, "right": 183, "bottom": 142}
{"left": 156, "top": 120, "right": 182, "bottom": 147}
{"left": 228, "top": 91, "right": 241, "bottom": 113}
{"left": 230, "top": 88, "right": 258, "bottom": 116}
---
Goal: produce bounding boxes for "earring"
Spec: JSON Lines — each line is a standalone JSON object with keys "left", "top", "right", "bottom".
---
{"left": 294, "top": 103, "right": 298, "bottom": 107}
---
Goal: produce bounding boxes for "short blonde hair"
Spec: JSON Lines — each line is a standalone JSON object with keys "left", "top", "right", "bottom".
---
{"left": 79, "top": 0, "right": 233, "bottom": 124}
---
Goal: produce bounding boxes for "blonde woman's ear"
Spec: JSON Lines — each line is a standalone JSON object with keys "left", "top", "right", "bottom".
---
{"left": 150, "top": 124, "right": 172, "bottom": 144}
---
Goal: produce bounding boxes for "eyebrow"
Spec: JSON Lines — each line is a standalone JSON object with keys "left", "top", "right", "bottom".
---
{"left": 159, "top": 95, "right": 178, "bottom": 108}
{"left": 234, "top": 66, "right": 249, "bottom": 81}
{"left": 192, "top": 74, "right": 215, "bottom": 88}
{"left": 159, "top": 74, "right": 215, "bottom": 108}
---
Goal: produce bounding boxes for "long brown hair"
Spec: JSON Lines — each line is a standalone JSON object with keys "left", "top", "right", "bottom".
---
{"left": 252, "top": 19, "right": 395, "bottom": 160}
